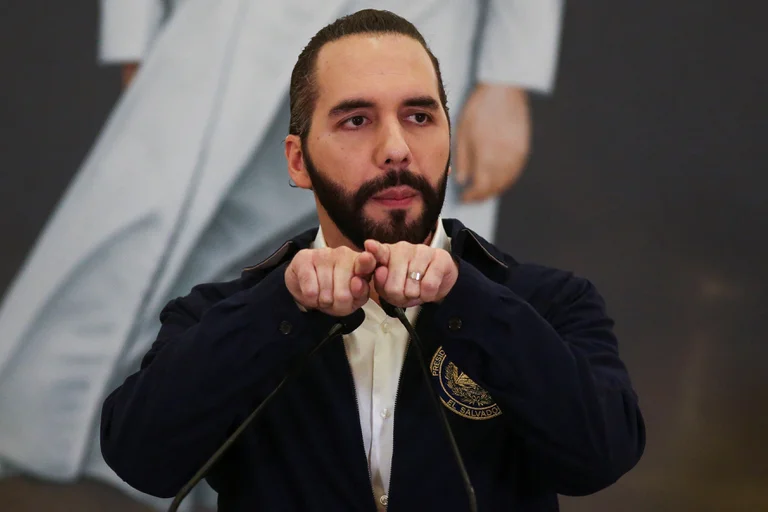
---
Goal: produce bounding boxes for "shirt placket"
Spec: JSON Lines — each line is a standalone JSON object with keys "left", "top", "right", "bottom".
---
{"left": 371, "top": 316, "right": 396, "bottom": 509}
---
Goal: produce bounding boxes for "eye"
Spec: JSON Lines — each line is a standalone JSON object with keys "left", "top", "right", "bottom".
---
{"left": 343, "top": 115, "right": 369, "bottom": 129}
{"left": 408, "top": 112, "right": 432, "bottom": 125}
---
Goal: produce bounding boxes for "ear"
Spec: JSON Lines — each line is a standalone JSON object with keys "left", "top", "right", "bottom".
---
{"left": 285, "top": 134, "right": 313, "bottom": 190}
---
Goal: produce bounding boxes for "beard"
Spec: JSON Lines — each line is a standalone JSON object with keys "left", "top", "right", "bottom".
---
{"left": 303, "top": 149, "right": 449, "bottom": 249}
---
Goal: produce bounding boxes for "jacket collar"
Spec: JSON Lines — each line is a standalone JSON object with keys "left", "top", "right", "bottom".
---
{"left": 242, "top": 218, "right": 514, "bottom": 284}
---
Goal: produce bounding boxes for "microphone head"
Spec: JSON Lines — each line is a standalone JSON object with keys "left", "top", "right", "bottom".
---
{"left": 340, "top": 309, "right": 366, "bottom": 334}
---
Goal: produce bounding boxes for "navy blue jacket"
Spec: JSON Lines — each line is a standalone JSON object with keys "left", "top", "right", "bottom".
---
{"left": 101, "top": 219, "right": 645, "bottom": 511}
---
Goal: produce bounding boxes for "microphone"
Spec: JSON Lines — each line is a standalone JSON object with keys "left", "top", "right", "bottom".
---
{"left": 168, "top": 309, "right": 365, "bottom": 512}
{"left": 380, "top": 299, "right": 478, "bottom": 512}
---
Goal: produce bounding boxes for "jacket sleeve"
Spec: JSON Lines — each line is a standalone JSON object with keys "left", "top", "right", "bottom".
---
{"left": 100, "top": 264, "right": 336, "bottom": 498}
{"left": 476, "top": 0, "right": 565, "bottom": 94}
{"left": 98, "top": 0, "right": 166, "bottom": 64}
{"left": 434, "top": 259, "right": 645, "bottom": 496}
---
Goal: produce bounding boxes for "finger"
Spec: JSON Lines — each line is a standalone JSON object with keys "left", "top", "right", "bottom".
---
{"left": 333, "top": 256, "right": 355, "bottom": 313}
{"left": 364, "top": 240, "right": 390, "bottom": 267}
{"left": 354, "top": 251, "right": 377, "bottom": 278}
{"left": 421, "top": 250, "right": 458, "bottom": 302}
{"left": 421, "top": 261, "right": 445, "bottom": 303}
{"left": 383, "top": 243, "right": 413, "bottom": 306}
{"left": 295, "top": 263, "right": 319, "bottom": 309}
{"left": 404, "top": 246, "right": 433, "bottom": 302}
{"left": 374, "top": 265, "right": 389, "bottom": 294}
{"left": 461, "top": 164, "right": 494, "bottom": 203}
{"left": 350, "top": 275, "right": 365, "bottom": 300}
{"left": 314, "top": 252, "right": 334, "bottom": 308}
{"left": 350, "top": 277, "right": 370, "bottom": 309}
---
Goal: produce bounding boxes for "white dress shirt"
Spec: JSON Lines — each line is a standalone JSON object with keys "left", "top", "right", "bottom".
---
{"left": 311, "top": 219, "right": 451, "bottom": 510}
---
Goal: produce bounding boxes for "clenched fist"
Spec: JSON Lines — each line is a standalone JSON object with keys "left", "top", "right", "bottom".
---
{"left": 285, "top": 247, "right": 377, "bottom": 316}
{"left": 365, "top": 240, "right": 459, "bottom": 309}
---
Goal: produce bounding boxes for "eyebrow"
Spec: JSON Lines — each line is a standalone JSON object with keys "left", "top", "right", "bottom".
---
{"left": 328, "top": 95, "right": 441, "bottom": 117}
{"left": 328, "top": 99, "right": 375, "bottom": 117}
{"left": 402, "top": 96, "right": 441, "bottom": 111}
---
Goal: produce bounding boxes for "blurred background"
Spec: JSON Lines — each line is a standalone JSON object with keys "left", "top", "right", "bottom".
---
{"left": 1, "top": 1, "right": 766, "bottom": 511}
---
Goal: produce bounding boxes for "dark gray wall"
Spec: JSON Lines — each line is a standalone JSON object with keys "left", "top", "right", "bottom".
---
{"left": 498, "top": 2, "right": 768, "bottom": 510}
{"left": 1, "top": 1, "right": 766, "bottom": 510}
{"left": 0, "top": 2, "right": 121, "bottom": 293}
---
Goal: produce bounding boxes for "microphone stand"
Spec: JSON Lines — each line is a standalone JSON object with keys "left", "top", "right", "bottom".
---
{"left": 167, "top": 311, "right": 363, "bottom": 512}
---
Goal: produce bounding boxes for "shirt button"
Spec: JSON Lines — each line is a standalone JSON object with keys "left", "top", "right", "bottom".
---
{"left": 380, "top": 321, "right": 390, "bottom": 333}
{"left": 448, "top": 317, "right": 462, "bottom": 331}
{"left": 279, "top": 321, "right": 292, "bottom": 335}
{"left": 379, "top": 494, "right": 389, "bottom": 507}
{"left": 380, "top": 408, "right": 391, "bottom": 419}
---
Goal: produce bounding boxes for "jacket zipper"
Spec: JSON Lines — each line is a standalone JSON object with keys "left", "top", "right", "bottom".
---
{"left": 386, "top": 307, "right": 422, "bottom": 509}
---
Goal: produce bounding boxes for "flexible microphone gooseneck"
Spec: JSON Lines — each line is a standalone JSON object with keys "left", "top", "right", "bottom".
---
{"left": 379, "top": 299, "right": 478, "bottom": 512}
{"left": 167, "top": 309, "right": 365, "bottom": 512}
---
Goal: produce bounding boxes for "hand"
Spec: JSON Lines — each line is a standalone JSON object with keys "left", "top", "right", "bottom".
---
{"left": 285, "top": 247, "right": 377, "bottom": 317}
{"left": 121, "top": 63, "right": 140, "bottom": 90}
{"left": 455, "top": 83, "right": 531, "bottom": 203}
{"left": 364, "top": 240, "right": 459, "bottom": 308}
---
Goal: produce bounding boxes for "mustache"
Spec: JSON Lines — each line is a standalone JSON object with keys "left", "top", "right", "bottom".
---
{"left": 353, "top": 170, "right": 434, "bottom": 210}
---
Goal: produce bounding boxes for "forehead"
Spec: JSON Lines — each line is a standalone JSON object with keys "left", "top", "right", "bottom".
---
{"left": 314, "top": 34, "right": 439, "bottom": 107}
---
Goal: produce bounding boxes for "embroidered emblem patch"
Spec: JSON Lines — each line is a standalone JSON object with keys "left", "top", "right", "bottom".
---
{"left": 430, "top": 346, "right": 502, "bottom": 420}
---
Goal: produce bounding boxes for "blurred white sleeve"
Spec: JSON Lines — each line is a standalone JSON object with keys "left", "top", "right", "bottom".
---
{"left": 477, "top": 0, "right": 565, "bottom": 94}
{"left": 98, "top": 0, "right": 166, "bottom": 64}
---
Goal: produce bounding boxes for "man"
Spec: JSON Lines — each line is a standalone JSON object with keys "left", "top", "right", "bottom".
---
{"left": 101, "top": 10, "right": 644, "bottom": 511}
{"left": 0, "top": 1, "right": 563, "bottom": 509}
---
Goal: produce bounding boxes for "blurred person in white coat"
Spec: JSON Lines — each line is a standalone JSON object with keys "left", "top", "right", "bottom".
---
{"left": 0, "top": 0, "right": 562, "bottom": 510}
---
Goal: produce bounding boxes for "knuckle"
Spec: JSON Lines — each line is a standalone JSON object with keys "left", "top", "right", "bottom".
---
{"left": 335, "top": 290, "right": 353, "bottom": 306}
{"left": 314, "top": 248, "right": 332, "bottom": 265}
{"left": 292, "top": 250, "right": 310, "bottom": 268}
{"left": 421, "top": 280, "right": 439, "bottom": 296}
{"left": 336, "top": 246, "right": 354, "bottom": 257}
{"left": 417, "top": 245, "right": 433, "bottom": 258}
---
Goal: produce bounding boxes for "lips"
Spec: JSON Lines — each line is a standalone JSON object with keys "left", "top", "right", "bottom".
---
{"left": 372, "top": 186, "right": 419, "bottom": 201}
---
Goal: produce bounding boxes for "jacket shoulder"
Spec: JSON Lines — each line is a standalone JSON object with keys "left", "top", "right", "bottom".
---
{"left": 506, "top": 261, "right": 606, "bottom": 321}
{"left": 159, "top": 274, "right": 258, "bottom": 324}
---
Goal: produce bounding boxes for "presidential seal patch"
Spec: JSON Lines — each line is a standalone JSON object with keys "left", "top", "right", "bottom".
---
{"left": 430, "top": 346, "right": 502, "bottom": 420}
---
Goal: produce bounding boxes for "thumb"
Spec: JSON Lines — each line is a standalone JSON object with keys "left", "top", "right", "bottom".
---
{"left": 364, "top": 240, "right": 390, "bottom": 266}
{"left": 354, "top": 251, "right": 377, "bottom": 277}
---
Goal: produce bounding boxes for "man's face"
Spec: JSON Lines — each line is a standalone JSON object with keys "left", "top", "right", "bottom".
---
{"left": 301, "top": 34, "right": 451, "bottom": 248}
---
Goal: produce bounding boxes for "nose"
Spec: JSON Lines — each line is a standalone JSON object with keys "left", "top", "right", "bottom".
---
{"left": 375, "top": 117, "right": 412, "bottom": 170}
